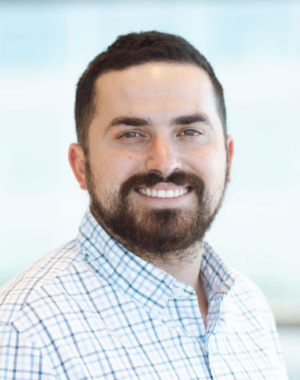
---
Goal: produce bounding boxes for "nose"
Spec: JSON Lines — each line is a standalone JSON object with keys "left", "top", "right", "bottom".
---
{"left": 145, "top": 135, "right": 182, "bottom": 176}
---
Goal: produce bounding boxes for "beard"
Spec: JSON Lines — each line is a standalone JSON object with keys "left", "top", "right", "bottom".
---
{"left": 85, "top": 163, "right": 228, "bottom": 257}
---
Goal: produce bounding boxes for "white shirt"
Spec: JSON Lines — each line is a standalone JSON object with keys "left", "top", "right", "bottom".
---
{"left": 0, "top": 209, "right": 288, "bottom": 379}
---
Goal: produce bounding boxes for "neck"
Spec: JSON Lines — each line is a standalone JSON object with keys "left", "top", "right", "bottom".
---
{"left": 142, "top": 241, "right": 204, "bottom": 288}
{"left": 115, "top": 234, "right": 204, "bottom": 287}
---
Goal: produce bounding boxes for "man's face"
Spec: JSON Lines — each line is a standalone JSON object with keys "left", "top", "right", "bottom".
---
{"left": 71, "top": 62, "right": 233, "bottom": 255}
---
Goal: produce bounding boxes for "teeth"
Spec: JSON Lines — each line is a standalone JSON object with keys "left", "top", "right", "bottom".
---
{"left": 138, "top": 188, "right": 189, "bottom": 198}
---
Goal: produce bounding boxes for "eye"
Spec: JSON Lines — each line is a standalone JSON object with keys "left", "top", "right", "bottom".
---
{"left": 120, "top": 131, "right": 141, "bottom": 139}
{"left": 179, "top": 129, "right": 201, "bottom": 136}
{"left": 117, "top": 130, "right": 147, "bottom": 143}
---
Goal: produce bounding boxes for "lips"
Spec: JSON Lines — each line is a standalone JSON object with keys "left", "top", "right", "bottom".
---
{"left": 137, "top": 187, "right": 190, "bottom": 198}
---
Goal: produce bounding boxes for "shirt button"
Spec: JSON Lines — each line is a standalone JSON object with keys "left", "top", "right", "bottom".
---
{"left": 173, "top": 287, "right": 185, "bottom": 298}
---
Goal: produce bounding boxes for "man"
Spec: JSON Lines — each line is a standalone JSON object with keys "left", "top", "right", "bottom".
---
{"left": 0, "top": 31, "right": 287, "bottom": 379}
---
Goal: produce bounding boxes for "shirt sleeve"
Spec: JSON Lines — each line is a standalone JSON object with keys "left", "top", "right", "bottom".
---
{"left": 264, "top": 303, "right": 289, "bottom": 379}
{"left": 0, "top": 323, "right": 56, "bottom": 379}
{"left": 242, "top": 275, "right": 289, "bottom": 379}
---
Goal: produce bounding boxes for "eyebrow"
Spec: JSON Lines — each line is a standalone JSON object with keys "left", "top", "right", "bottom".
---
{"left": 170, "top": 114, "right": 210, "bottom": 125}
{"left": 105, "top": 113, "right": 210, "bottom": 133}
{"left": 108, "top": 117, "right": 151, "bottom": 128}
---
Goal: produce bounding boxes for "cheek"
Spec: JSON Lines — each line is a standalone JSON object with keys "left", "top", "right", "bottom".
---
{"left": 91, "top": 152, "right": 139, "bottom": 194}
{"left": 190, "top": 146, "right": 227, "bottom": 185}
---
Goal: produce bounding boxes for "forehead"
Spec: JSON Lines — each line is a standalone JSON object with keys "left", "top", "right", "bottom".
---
{"left": 93, "top": 62, "right": 217, "bottom": 115}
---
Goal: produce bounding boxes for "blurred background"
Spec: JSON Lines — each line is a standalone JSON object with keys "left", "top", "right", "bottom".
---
{"left": 0, "top": 0, "right": 299, "bottom": 378}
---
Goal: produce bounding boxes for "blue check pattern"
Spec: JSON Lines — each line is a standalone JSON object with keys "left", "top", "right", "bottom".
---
{"left": 0, "top": 209, "right": 288, "bottom": 379}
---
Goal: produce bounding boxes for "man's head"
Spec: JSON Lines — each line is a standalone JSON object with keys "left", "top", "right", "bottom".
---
{"left": 75, "top": 31, "right": 227, "bottom": 156}
{"left": 69, "top": 31, "right": 234, "bottom": 257}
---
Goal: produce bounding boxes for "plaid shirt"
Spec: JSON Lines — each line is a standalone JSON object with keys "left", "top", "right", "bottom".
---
{"left": 0, "top": 209, "right": 287, "bottom": 379}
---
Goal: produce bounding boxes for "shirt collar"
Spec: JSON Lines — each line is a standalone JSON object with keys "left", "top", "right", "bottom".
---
{"left": 201, "top": 242, "right": 237, "bottom": 301}
{"left": 77, "top": 209, "right": 236, "bottom": 316}
{"left": 77, "top": 209, "right": 178, "bottom": 317}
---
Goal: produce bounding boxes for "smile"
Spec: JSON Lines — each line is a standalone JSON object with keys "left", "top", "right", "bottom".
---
{"left": 137, "top": 187, "right": 190, "bottom": 198}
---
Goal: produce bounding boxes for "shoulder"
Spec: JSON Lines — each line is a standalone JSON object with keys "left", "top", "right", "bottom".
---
{"left": 203, "top": 243, "right": 288, "bottom": 378}
{"left": 0, "top": 239, "right": 81, "bottom": 325}
{"left": 224, "top": 268, "right": 278, "bottom": 333}
{"left": 203, "top": 242, "right": 272, "bottom": 312}
{"left": 203, "top": 242, "right": 276, "bottom": 325}
{"left": 231, "top": 270, "right": 272, "bottom": 310}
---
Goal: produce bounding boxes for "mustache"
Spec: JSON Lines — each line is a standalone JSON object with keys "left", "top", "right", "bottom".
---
{"left": 120, "top": 171, "right": 205, "bottom": 201}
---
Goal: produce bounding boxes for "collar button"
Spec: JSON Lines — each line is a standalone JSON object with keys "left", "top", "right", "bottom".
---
{"left": 173, "top": 287, "right": 185, "bottom": 298}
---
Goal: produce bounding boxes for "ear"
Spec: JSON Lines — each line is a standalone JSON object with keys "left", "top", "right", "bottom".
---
{"left": 68, "top": 143, "right": 87, "bottom": 190}
{"left": 226, "top": 135, "right": 234, "bottom": 183}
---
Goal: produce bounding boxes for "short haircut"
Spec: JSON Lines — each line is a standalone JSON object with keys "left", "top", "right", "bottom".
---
{"left": 75, "top": 31, "right": 227, "bottom": 154}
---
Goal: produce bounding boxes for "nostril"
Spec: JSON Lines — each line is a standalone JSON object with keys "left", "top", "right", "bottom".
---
{"left": 145, "top": 138, "right": 181, "bottom": 175}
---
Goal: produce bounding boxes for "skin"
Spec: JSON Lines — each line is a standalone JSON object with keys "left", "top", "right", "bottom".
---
{"left": 69, "top": 62, "right": 234, "bottom": 325}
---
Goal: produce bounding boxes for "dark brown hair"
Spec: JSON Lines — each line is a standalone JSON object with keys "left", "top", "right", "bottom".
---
{"left": 75, "top": 31, "right": 227, "bottom": 154}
